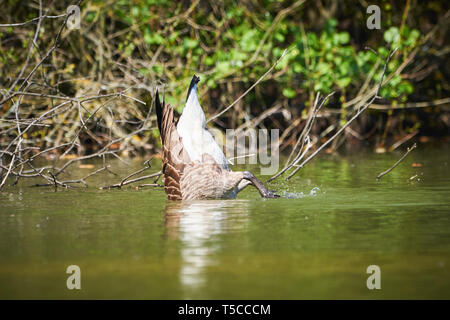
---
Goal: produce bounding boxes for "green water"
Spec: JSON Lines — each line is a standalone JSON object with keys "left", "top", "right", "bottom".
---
{"left": 0, "top": 146, "right": 449, "bottom": 299}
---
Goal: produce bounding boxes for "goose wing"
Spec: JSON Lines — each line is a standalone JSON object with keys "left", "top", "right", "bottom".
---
{"left": 155, "top": 90, "right": 190, "bottom": 200}
{"left": 180, "top": 153, "right": 240, "bottom": 200}
{"left": 201, "top": 128, "right": 230, "bottom": 170}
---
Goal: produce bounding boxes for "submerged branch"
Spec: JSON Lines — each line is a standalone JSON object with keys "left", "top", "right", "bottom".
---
{"left": 101, "top": 166, "right": 162, "bottom": 189}
{"left": 376, "top": 143, "right": 417, "bottom": 180}
{"left": 285, "top": 48, "right": 398, "bottom": 180}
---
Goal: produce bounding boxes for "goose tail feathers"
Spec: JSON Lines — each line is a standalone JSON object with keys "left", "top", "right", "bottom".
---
{"left": 186, "top": 75, "right": 200, "bottom": 102}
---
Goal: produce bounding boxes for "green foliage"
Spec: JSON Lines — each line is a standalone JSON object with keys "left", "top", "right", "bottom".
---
{"left": 105, "top": 1, "right": 424, "bottom": 109}
{"left": 1, "top": 0, "right": 446, "bottom": 151}
{"left": 280, "top": 18, "right": 358, "bottom": 97}
{"left": 278, "top": 18, "right": 420, "bottom": 103}
{"left": 0, "top": 1, "right": 426, "bottom": 109}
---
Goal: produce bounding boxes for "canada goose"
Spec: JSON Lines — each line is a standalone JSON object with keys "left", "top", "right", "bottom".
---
{"left": 155, "top": 75, "right": 278, "bottom": 200}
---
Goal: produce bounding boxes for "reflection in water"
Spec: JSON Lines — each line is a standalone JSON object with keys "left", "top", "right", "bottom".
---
{"left": 2, "top": 148, "right": 449, "bottom": 299}
{"left": 163, "top": 200, "right": 249, "bottom": 295}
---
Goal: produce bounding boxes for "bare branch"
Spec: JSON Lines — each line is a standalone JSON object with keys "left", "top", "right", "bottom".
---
{"left": 285, "top": 47, "right": 398, "bottom": 181}
{"left": 376, "top": 143, "right": 417, "bottom": 180}
{"left": 207, "top": 48, "right": 289, "bottom": 124}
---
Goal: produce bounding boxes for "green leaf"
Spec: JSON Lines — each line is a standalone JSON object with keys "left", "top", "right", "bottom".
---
{"left": 204, "top": 56, "right": 215, "bottom": 66}
{"left": 338, "top": 32, "right": 350, "bottom": 44}
{"left": 144, "top": 31, "right": 164, "bottom": 45}
{"left": 336, "top": 77, "right": 351, "bottom": 88}
{"left": 183, "top": 38, "right": 198, "bottom": 49}
{"left": 384, "top": 27, "right": 400, "bottom": 43}
{"left": 216, "top": 61, "right": 230, "bottom": 74}
{"left": 274, "top": 32, "right": 285, "bottom": 42}
{"left": 282, "top": 88, "right": 296, "bottom": 98}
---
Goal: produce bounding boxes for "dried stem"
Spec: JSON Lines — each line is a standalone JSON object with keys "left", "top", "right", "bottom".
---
{"left": 376, "top": 143, "right": 417, "bottom": 180}
{"left": 284, "top": 47, "right": 398, "bottom": 181}
{"left": 207, "top": 48, "right": 288, "bottom": 124}
{"left": 101, "top": 170, "right": 162, "bottom": 189}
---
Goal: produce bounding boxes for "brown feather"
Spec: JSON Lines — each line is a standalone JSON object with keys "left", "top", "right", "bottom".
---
{"left": 180, "top": 154, "right": 243, "bottom": 200}
{"left": 156, "top": 91, "right": 246, "bottom": 200}
{"left": 158, "top": 98, "right": 190, "bottom": 200}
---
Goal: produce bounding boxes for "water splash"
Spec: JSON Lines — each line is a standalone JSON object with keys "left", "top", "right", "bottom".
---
{"left": 282, "top": 187, "right": 322, "bottom": 199}
{"left": 309, "top": 187, "right": 321, "bottom": 196}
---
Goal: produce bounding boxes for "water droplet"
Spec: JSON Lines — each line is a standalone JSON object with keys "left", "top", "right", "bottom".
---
{"left": 309, "top": 187, "right": 321, "bottom": 196}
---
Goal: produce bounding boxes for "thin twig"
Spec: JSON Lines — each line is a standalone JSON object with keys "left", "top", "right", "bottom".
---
{"left": 376, "top": 143, "right": 417, "bottom": 180}
{"left": 268, "top": 91, "right": 334, "bottom": 182}
{"left": 206, "top": 48, "right": 289, "bottom": 124}
{"left": 285, "top": 47, "right": 398, "bottom": 180}
{"left": 101, "top": 170, "right": 162, "bottom": 189}
{"left": 0, "top": 14, "right": 66, "bottom": 27}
